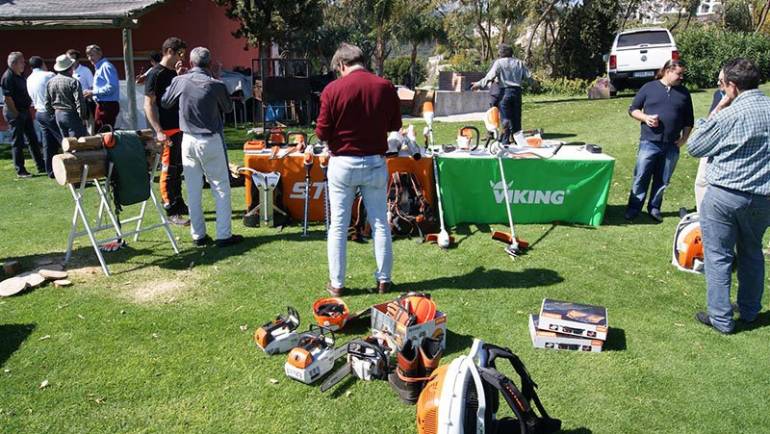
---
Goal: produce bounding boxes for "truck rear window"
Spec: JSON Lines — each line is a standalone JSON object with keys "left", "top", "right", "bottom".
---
{"left": 617, "top": 31, "right": 671, "bottom": 47}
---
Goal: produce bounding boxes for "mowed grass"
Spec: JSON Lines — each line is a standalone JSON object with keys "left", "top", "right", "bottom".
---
{"left": 2, "top": 85, "right": 770, "bottom": 434}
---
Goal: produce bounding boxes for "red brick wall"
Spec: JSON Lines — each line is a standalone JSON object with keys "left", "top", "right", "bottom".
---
{"left": 0, "top": 0, "right": 259, "bottom": 78}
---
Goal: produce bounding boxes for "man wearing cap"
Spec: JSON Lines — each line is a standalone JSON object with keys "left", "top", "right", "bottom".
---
{"left": 26, "top": 56, "right": 61, "bottom": 178}
{"left": 472, "top": 44, "right": 532, "bottom": 144}
{"left": 83, "top": 45, "right": 119, "bottom": 131}
{"left": 46, "top": 54, "right": 88, "bottom": 138}
{"left": 2, "top": 51, "right": 45, "bottom": 177}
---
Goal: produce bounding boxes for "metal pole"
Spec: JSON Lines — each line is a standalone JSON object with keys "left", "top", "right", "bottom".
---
{"left": 123, "top": 27, "right": 138, "bottom": 129}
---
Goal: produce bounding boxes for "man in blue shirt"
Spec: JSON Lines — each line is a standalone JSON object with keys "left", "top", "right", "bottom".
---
{"left": 83, "top": 44, "right": 119, "bottom": 131}
{"left": 687, "top": 58, "right": 770, "bottom": 334}
{"left": 625, "top": 59, "right": 694, "bottom": 222}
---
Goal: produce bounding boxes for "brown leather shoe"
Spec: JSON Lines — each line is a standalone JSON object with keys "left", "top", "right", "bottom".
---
{"left": 326, "top": 282, "right": 344, "bottom": 297}
{"left": 371, "top": 281, "right": 392, "bottom": 294}
{"left": 388, "top": 340, "right": 422, "bottom": 404}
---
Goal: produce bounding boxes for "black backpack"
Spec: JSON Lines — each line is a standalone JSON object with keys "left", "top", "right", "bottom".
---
{"left": 387, "top": 172, "right": 435, "bottom": 239}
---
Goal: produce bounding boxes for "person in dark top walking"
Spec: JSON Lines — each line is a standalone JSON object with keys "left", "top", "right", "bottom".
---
{"left": 315, "top": 43, "right": 402, "bottom": 296}
{"left": 472, "top": 44, "right": 532, "bottom": 144}
{"left": 46, "top": 54, "right": 88, "bottom": 139}
{"left": 625, "top": 59, "right": 694, "bottom": 222}
{"left": 145, "top": 37, "right": 189, "bottom": 227}
{"left": 2, "top": 51, "right": 45, "bottom": 177}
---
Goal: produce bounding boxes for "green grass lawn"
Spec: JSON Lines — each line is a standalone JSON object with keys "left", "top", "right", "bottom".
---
{"left": 2, "top": 86, "right": 770, "bottom": 434}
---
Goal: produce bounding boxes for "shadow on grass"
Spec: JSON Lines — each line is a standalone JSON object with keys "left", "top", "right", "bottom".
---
{"left": 601, "top": 204, "right": 681, "bottom": 226}
{"left": 401, "top": 266, "right": 563, "bottom": 292}
{"left": 736, "top": 311, "right": 770, "bottom": 334}
{"left": 444, "top": 328, "right": 474, "bottom": 357}
{"left": 560, "top": 429, "right": 593, "bottom": 434}
{"left": 604, "top": 327, "right": 627, "bottom": 352}
{"left": 0, "top": 323, "right": 36, "bottom": 367}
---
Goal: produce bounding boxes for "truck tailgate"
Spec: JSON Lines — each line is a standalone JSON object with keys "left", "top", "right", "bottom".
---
{"left": 616, "top": 45, "right": 672, "bottom": 75}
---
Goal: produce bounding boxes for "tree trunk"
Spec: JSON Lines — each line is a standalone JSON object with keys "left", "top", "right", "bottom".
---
{"left": 526, "top": 0, "right": 559, "bottom": 63}
{"left": 756, "top": 1, "right": 770, "bottom": 33}
{"left": 409, "top": 42, "right": 419, "bottom": 89}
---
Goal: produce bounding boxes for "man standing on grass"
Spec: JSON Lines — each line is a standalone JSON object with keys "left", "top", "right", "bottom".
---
{"left": 315, "top": 43, "right": 401, "bottom": 296}
{"left": 161, "top": 47, "right": 241, "bottom": 248}
{"left": 26, "top": 56, "right": 60, "bottom": 178}
{"left": 67, "top": 49, "right": 94, "bottom": 132}
{"left": 625, "top": 59, "right": 693, "bottom": 223}
{"left": 145, "top": 37, "right": 190, "bottom": 227}
{"left": 2, "top": 51, "right": 45, "bottom": 178}
{"left": 46, "top": 54, "right": 88, "bottom": 139}
{"left": 83, "top": 45, "right": 119, "bottom": 131}
{"left": 471, "top": 44, "right": 532, "bottom": 144}
{"left": 687, "top": 58, "right": 770, "bottom": 334}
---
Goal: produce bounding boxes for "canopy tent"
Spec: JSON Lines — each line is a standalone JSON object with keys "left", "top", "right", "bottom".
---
{"left": 0, "top": 0, "right": 168, "bottom": 129}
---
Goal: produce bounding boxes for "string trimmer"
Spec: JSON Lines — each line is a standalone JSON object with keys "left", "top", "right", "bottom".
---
{"left": 424, "top": 149, "right": 454, "bottom": 249}
{"left": 301, "top": 148, "right": 313, "bottom": 237}
{"left": 491, "top": 147, "right": 529, "bottom": 257}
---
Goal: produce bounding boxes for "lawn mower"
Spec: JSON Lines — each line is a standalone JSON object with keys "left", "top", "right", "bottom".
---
{"left": 254, "top": 306, "right": 301, "bottom": 355}
{"left": 284, "top": 325, "right": 347, "bottom": 384}
{"left": 672, "top": 208, "right": 704, "bottom": 274}
{"left": 416, "top": 339, "right": 561, "bottom": 434}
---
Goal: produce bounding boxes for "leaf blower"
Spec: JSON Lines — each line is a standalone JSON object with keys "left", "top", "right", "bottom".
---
{"left": 672, "top": 208, "right": 704, "bottom": 274}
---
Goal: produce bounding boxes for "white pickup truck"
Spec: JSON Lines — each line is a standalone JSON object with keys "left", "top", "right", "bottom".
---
{"left": 607, "top": 28, "right": 679, "bottom": 92}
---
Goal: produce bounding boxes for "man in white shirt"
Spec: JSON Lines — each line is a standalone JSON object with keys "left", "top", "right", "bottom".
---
{"left": 26, "top": 56, "right": 60, "bottom": 178}
{"left": 67, "top": 49, "right": 94, "bottom": 132}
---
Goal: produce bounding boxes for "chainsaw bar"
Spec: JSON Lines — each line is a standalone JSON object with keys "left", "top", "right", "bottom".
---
{"left": 319, "top": 362, "right": 352, "bottom": 392}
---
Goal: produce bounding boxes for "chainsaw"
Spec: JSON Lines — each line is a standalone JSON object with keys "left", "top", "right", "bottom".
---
{"left": 285, "top": 325, "right": 347, "bottom": 384}
{"left": 254, "top": 306, "right": 301, "bottom": 355}
{"left": 319, "top": 336, "right": 393, "bottom": 392}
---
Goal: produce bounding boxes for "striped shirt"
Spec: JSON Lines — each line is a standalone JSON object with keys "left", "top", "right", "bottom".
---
{"left": 687, "top": 89, "right": 770, "bottom": 196}
{"left": 477, "top": 57, "right": 531, "bottom": 89}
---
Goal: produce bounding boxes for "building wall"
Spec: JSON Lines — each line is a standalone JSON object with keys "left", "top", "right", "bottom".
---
{"left": 0, "top": 0, "right": 259, "bottom": 78}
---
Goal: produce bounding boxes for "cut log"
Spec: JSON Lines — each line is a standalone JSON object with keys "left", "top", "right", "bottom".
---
{"left": 53, "top": 279, "right": 72, "bottom": 288}
{"left": 62, "top": 135, "right": 104, "bottom": 152}
{"left": 38, "top": 269, "right": 68, "bottom": 280}
{"left": 0, "top": 277, "right": 28, "bottom": 297}
{"left": 52, "top": 150, "right": 108, "bottom": 186}
{"left": 3, "top": 260, "right": 21, "bottom": 277}
{"left": 18, "top": 272, "right": 46, "bottom": 288}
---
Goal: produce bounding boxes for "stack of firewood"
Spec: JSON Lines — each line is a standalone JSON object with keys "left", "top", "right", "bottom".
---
{"left": 52, "top": 129, "right": 162, "bottom": 186}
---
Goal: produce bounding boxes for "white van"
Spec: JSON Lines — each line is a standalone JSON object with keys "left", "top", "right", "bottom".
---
{"left": 607, "top": 28, "right": 679, "bottom": 92}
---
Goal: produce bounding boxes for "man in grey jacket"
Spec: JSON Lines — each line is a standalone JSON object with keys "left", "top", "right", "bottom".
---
{"left": 161, "top": 47, "right": 241, "bottom": 248}
{"left": 46, "top": 54, "right": 88, "bottom": 139}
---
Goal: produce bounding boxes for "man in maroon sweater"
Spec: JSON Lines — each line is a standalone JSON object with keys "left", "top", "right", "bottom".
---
{"left": 316, "top": 43, "right": 402, "bottom": 296}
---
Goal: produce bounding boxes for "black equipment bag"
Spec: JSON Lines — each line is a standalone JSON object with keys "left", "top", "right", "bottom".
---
{"left": 386, "top": 172, "right": 435, "bottom": 238}
{"left": 476, "top": 344, "right": 562, "bottom": 434}
{"left": 348, "top": 191, "right": 370, "bottom": 242}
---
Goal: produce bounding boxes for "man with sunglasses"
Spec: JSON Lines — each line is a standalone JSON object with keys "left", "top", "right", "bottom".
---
{"left": 687, "top": 58, "right": 770, "bottom": 334}
{"left": 144, "top": 37, "right": 190, "bottom": 226}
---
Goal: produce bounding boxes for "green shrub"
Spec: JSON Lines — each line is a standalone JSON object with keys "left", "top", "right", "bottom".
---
{"left": 383, "top": 56, "right": 427, "bottom": 88}
{"left": 526, "top": 75, "right": 592, "bottom": 96}
{"left": 444, "top": 52, "right": 492, "bottom": 73}
{"left": 676, "top": 28, "right": 770, "bottom": 88}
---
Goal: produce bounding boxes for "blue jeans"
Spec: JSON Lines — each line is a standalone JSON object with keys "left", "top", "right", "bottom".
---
{"left": 327, "top": 155, "right": 393, "bottom": 288}
{"left": 627, "top": 140, "right": 680, "bottom": 213}
{"left": 700, "top": 186, "right": 770, "bottom": 332}
{"left": 3, "top": 108, "right": 44, "bottom": 175}
{"left": 35, "top": 111, "right": 63, "bottom": 177}
{"left": 500, "top": 87, "right": 522, "bottom": 144}
{"left": 55, "top": 110, "right": 88, "bottom": 139}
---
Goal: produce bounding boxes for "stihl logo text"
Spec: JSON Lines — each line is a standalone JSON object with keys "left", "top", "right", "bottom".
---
{"left": 489, "top": 181, "right": 567, "bottom": 205}
{"left": 289, "top": 182, "right": 326, "bottom": 200}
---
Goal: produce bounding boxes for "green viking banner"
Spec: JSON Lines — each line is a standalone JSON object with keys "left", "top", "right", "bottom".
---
{"left": 437, "top": 153, "right": 615, "bottom": 227}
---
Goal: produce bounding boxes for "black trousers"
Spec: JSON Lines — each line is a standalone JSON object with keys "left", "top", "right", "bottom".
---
{"left": 35, "top": 111, "right": 63, "bottom": 177}
{"left": 500, "top": 87, "right": 522, "bottom": 145}
{"left": 4, "top": 108, "right": 44, "bottom": 175}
